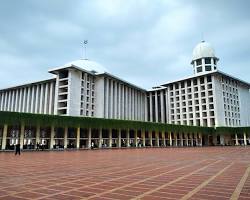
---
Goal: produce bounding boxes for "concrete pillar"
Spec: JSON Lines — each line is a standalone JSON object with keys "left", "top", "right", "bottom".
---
{"left": 162, "top": 132, "right": 166, "bottom": 147}
{"left": 64, "top": 127, "right": 68, "bottom": 149}
{"left": 20, "top": 123, "right": 25, "bottom": 150}
{"left": 169, "top": 132, "right": 172, "bottom": 146}
{"left": 244, "top": 132, "right": 247, "bottom": 146}
{"left": 98, "top": 128, "right": 102, "bottom": 148}
{"left": 195, "top": 133, "right": 198, "bottom": 146}
{"left": 50, "top": 125, "right": 55, "bottom": 149}
{"left": 134, "top": 130, "right": 138, "bottom": 147}
{"left": 149, "top": 130, "right": 153, "bottom": 147}
{"left": 126, "top": 129, "right": 130, "bottom": 147}
{"left": 199, "top": 133, "right": 202, "bottom": 146}
{"left": 49, "top": 83, "right": 54, "bottom": 114}
{"left": 118, "top": 129, "right": 121, "bottom": 148}
{"left": 88, "top": 128, "right": 91, "bottom": 149}
{"left": 174, "top": 132, "right": 177, "bottom": 147}
{"left": 1, "top": 124, "right": 8, "bottom": 150}
{"left": 190, "top": 133, "right": 194, "bottom": 146}
{"left": 76, "top": 127, "right": 80, "bottom": 149}
{"left": 235, "top": 133, "right": 239, "bottom": 146}
{"left": 220, "top": 134, "right": 225, "bottom": 146}
{"left": 156, "top": 131, "right": 159, "bottom": 147}
{"left": 35, "top": 125, "right": 40, "bottom": 148}
{"left": 180, "top": 133, "right": 183, "bottom": 147}
{"left": 142, "top": 130, "right": 146, "bottom": 147}
{"left": 185, "top": 133, "right": 188, "bottom": 146}
{"left": 108, "top": 128, "right": 112, "bottom": 148}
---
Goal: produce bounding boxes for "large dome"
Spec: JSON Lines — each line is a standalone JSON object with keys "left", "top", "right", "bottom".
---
{"left": 65, "top": 59, "right": 107, "bottom": 73}
{"left": 192, "top": 41, "right": 216, "bottom": 61}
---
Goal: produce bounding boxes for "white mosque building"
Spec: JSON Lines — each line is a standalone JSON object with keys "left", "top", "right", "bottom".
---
{"left": 0, "top": 41, "right": 250, "bottom": 128}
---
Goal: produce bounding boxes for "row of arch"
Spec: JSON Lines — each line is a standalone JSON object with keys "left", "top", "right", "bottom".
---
{"left": 1, "top": 123, "right": 249, "bottom": 151}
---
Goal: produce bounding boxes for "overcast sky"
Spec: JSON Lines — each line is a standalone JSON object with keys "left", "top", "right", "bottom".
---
{"left": 0, "top": 0, "right": 250, "bottom": 89}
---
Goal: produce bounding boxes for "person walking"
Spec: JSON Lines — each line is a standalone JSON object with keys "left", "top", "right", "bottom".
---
{"left": 36, "top": 142, "right": 40, "bottom": 151}
{"left": 15, "top": 143, "right": 21, "bottom": 155}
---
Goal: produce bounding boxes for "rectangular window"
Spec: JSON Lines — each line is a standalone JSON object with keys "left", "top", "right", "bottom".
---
{"left": 205, "top": 58, "right": 211, "bottom": 64}
{"left": 196, "top": 59, "right": 202, "bottom": 65}
{"left": 197, "top": 67, "right": 202, "bottom": 73}
{"left": 205, "top": 66, "right": 211, "bottom": 71}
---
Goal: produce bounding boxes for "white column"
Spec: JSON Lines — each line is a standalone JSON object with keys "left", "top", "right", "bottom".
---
{"left": 142, "top": 129, "right": 146, "bottom": 147}
{"left": 160, "top": 90, "right": 164, "bottom": 123}
{"left": 127, "top": 88, "right": 130, "bottom": 120}
{"left": 22, "top": 88, "right": 27, "bottom": 112}
{"left": 155, "top": 91, "right": 158, "bottom": 122}
{"left": 1, "top": 124, "right": 8, "bottom": 150}
{"left": 174, "top": 132, "right": 178, "bottom": 146}
{"left": 235, "top": 133, "right": 239, "bottom": 146}
{"left": 134, "top": 129, "right": 138, "bottom": 147}
{"left": 131, "top": 89, "right": 135, "bottom": 120}
{"left": 4, "top": 92, "right": 8, "bottom": 111}
{"left": 149, "top": 93, "right": 153, "bottom": 122}
{"left": 54, "top": 77, "right": 59, "bottom": 115}
{"left": 199, "top": 133, "right": 202, "bottom": 146}
{"left": 64, "top": 127, "right": 68, "bottom": 149}
{"left": 190, "top": 133, "right": 194, "bottom": 146}
{"left": 185, "top": 133, "right": 188, "bottom": 146}
{"left": 15, "top": 90, "right": 19, "bottom": 112}
{"left": 0, "top": 93, "right": 2, "bottom": 110}
{"left": 49, "top": 82, "right": 54, "bottom": 114}
{"left": 126, "top": 129, "right": 130, "bottom": 147}
{"left": 105, "top": 79, "right": 109, "bottom": 118}
{"left": 35, "top": 125, "right": 40, "bottom": 148}
{"left": 108, "top": 128, "right": 112, "bottom": 148}
{"left": 120, "top": 84, "right": 124, "bottom": 119}
{"left": 180, "top": 133, "right": 183, "bottom": 146}
{"left": 149, "top": 130, "right": 153, "bottom": 147}
{"left": 169, "top": 132, "right": 172, "bottom": 146}
{"left": 195, "top": 133, "right": 198, "bottom": 146}
{"left": 156, "top": 131, "right": 159, "bottom": 147}
{"left": 144, "top": 95, "right": 148, "bottom": 121}
{"left": 126, "top": 87, "right": 129, "bottom": 119}
{"left": 88, "top": 128, "right": 92, "bottom": 149}
{"left": 7, "top": 91, "right": 11, "bottom": 111}
{"left": 20, "top": 123, "right": 25, "bottom": 149}
{"left": 113, "top": 82, "right": 117, "bottom": 119}
{"left": 35, "top": 85, "right": 39, "bottom": 113}
{"left": 76, "top": 127, "right": 80, "bottom": 149}
{"left": 30, "top": 86, "right": 35, "bottom": 113}
{"left": 244, "top": 132, "right": 247, "bottom": 146}
{"left": 39, "top": 84, "right": 44, "bottom": 113}
{"left": 118, "top": 129, "right": 121, "bottom": 148}
{"left": 0, "top": 93, "right": 3, "bottom": 111}
{"left": 135, "top": 91, "right": 138, "bottom": 120}
{"left": 11, "top": 90, "right": 15, "bottom": 112}
{"left": 162, "top": 132, "right": 166, "bottom": 147}
{"left": 26, "top": 87, "right": 31, "bottom": 112}
{"left": 98, "top": 128, "right": 102, "bottom": 148}
{"left": 44, "top": 83, "right": 48, "bottom": 114}
{"left": 110, "top": 80, "right": 113, "bottom": 118}
{"left": 50, "top": 126, "right": 55, "bottom": 149}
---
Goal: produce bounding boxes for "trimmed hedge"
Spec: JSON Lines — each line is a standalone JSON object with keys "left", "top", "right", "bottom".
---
{"left": 4, "top": 111, "right": 249, "bottom": 135}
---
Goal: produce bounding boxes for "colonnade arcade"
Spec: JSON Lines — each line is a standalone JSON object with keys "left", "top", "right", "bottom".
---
{"left": 1, "top": 111, "right": 250, "bottom": 151}
{"left": 0, "top": 123, "right": 205, "bottom": 150}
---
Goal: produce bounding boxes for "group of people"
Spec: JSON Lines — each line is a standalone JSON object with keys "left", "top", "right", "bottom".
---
{"left": 36, "top": 142, "right": 45, "bottom": 151}
{"left": 14, "top": 142, "right": 45, "bottom": 155}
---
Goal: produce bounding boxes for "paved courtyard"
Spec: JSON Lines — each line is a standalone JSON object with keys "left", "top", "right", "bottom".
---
{"left": 0, "top": 147, "right": 250, "bottom": 200}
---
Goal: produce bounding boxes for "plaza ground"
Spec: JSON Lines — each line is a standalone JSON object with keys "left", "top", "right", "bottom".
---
{"left": 0, "top": 147, "right": 250, "bottom": 200}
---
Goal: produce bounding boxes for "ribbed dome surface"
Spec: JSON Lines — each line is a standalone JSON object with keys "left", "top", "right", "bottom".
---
{"left": 192, "top": 41, "right": 216, "bottom": 61}
{"left": 65, "top": 59, "right": 107, "bottom": 73}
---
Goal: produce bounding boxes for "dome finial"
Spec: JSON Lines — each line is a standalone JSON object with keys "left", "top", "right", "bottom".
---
{"left": 81, "top": 40, "right": 88, "bottom": 60}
